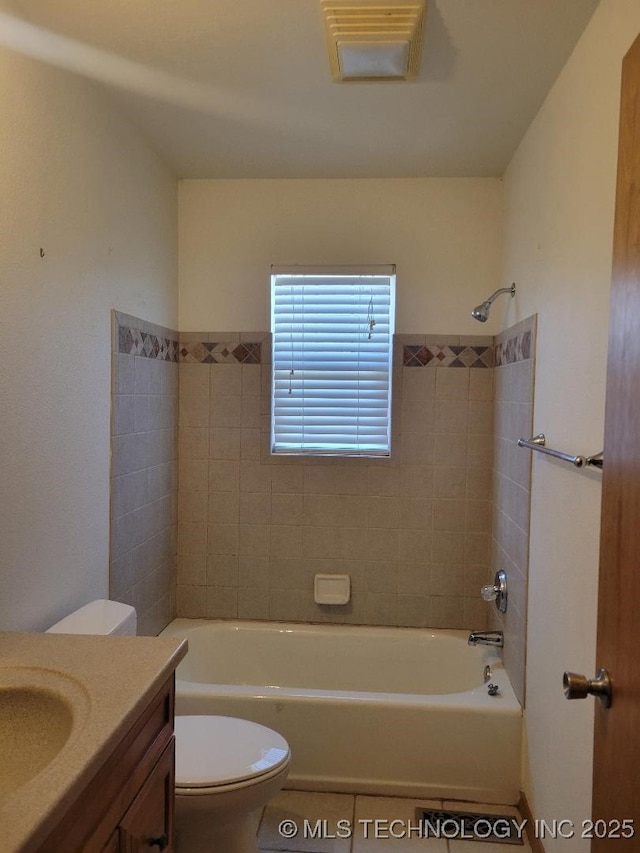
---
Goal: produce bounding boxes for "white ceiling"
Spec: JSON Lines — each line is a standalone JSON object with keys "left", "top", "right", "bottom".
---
{"left": 10, "top": 0, "right": 599, "bottom": 178}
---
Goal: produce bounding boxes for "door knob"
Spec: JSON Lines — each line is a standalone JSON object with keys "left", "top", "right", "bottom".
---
{"left": 563, "top": 668, "right": 612, "bottom": 708}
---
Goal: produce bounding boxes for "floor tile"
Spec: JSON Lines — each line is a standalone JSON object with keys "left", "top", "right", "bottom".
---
{"left": 259, "top": 790, "right": 354, "bottom": 853}
{"left": 352, "top": 795, "right": 448, "bottom": 852}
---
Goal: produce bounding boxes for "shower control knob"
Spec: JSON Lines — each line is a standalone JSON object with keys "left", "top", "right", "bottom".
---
{"left": 563, "top": 668, "right": 612, "bottom": 708}
{"left": 480, "top": 570, "right": 508, "bottom": 613}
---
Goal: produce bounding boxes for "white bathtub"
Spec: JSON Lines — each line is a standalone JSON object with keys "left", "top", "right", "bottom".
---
{"left": 161, "top": 619, "right": 522, "bottom": 804}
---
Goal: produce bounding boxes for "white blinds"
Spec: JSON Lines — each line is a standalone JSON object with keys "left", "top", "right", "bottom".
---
{"left": 271, "top": 267, "right": 396, "bottom": 456}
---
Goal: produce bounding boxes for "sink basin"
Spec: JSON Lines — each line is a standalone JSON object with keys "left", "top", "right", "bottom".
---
{"left": 0, "top": 667, "right": 89, "bottom": 799}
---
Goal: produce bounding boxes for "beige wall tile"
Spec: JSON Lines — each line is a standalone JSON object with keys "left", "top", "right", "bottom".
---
{"left": 400, "top": 498, "right": 433, "bottom": 530}
{"left": 432, "top": 499, "right": 466, "bottom": 532}
{"left": 208, "top": 490, "right": 240, "bottom": 524}
{"left": 402, "top": 367, "right": 436, "bottom": 402}
{"left": 179, "top": 395, "right": 209, "bottom": 428}
{"left": 207, "top": 523, "right": 239, "bottom": 555}
{"left": 398, "top": 529, "right": 431, "bottom": 562}
{"left": 179, "top": 363, "right": 210, "bottom": 397}
{"left": 271, "top": 493, "right": 304, "bottom": 526}
{"left": 432, "top": 530, "right": 465, "bottom": 564}
{"left": 206, "top": 555, "right": 239, "bottom": 587}
{"left": 209, "top": 427, "right": 241, "bottom": 460}
{"left": 401, "top": 431, "right": 435, "bottom": 464}
{"left": 240, "top": 395, "right": 261, "bottom": 429}
{"left": 210, "top": 364, "right": 242, "bottom": 397}
{"left": 178, "top": 427, "right": 209, "bottom": 461}
{"left": 238, "top": 556, "right": 270, "bottom": 589}
{"left": 205, "top": 587, "right": 238, "bottom": 618}
{"left": 241, "top": 364, "right": 262, "bottom": 397}
{"left": 240, "top": 428, "right": 261, "bottom": 460}
{"left": 430, "top": 595, "right": 464, "bottom": 628}
{"left": 397, "top": 595, "right": 432, "bottom": 627}
{"left": 467, "top": 432, "right": 493, "bottom": 467}
{"left": 466, "top": 466, "right": 492, "bottom": 500}
{"left": 240, "top": 460, "right": 272, "bottom": 493}
{"left": 467, "top": 399, "right": 493, "bottom": 434}
{"left": 399, "top": 465, "right": 434, "bottom": 499}
{"left": 209, "top": 395, "right": 241, "bottom": 428}
{"left": 239, "top": 523, "right": 271, "bottom": 556}
{"left": 433, "top": 433, "right": 468, "bottom": 467}
{"left": 270, "top": 525, "right": 303, "bottom": 557}
{"left": 432, "top": 466, "right": 466, "bottom": 499}
{"left": 178, "top": 490, "right": 208, "bottom": 524}
{"left": 209, "top": 459, "right": 240, "bottom": 492}
{"left": 465, "top": 500, "right": 492, "bottom": 533}
{"left": 238, "top": 587, "right": 269, "bottom": 619}
{"left": 176, "top": 585, "right": 206, "bottom": 618}
{"left": 435, "top": 367, "right": 469, "bottom": 399}
{"left": 434, "top": 400, "right": 469, "bottom": 433}
{"left": 177, "top": 555, "right": 206, "bottom": 586}
{"left": 366, "top": 465, "right": 400, "bottom": 496}
{"left": 177, "top": 521, "right": 207, "bottom": 555}
{"left": 469, "top": 368, "right": 494, "bottom": 400}
{"left": 397, "top": 562, "right": 431, "bottom": 595}
{"left": 431, "top": 563, "right": 465, "bottom": 596}
{"left": 239, "top": 492, "right": 271, "bottom": 524}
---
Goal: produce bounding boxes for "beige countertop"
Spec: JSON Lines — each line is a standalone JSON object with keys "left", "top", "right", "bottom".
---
{"left": 0, "top": 630, "right": 187, "bottom": 852}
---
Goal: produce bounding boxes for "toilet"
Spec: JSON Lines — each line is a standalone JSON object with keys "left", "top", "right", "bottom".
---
{"left": 47, "top": 600, "right": 291, "bottom": 853}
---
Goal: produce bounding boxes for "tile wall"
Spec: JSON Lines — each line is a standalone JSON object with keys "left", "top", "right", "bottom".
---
{"left": 176, "top": 332, "right": 497, "bottom": 630}
{"left": 490, "top": 316, "right": 536, "bottom": 705}
{"left": 109, "top": 312, "right": 179, "bottom": 635}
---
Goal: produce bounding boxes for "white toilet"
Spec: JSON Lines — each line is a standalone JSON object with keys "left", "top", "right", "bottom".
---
{"left": 47, "top": 600, "right": 291, "bottom": 853}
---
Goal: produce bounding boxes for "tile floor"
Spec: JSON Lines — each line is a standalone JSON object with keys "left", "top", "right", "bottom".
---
{"left": 258, "top": 791, "right": 533, "bottom": 853}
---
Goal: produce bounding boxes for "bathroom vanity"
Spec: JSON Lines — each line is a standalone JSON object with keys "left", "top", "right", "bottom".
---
{"left": 0, "top": 631, "right": 187, "bottom": 852}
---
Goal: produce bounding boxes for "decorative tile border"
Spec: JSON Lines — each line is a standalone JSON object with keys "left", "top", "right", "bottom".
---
{"left": 117, "top": 324, "right": 179, "bottom": 362}
{"left": 179, "top": 341, "right": 262, "bottom": 364}
{"left": 494, "top": 317, "right": 535, "bottom": 367}
{"left": 403, "top": 344, "right": 494, "bottom": 368}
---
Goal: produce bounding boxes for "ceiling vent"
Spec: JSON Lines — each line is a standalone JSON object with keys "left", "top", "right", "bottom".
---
{"left": 321, "top": 0, "right": 426, "bottom": 82}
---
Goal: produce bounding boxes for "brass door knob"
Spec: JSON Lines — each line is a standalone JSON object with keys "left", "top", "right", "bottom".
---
{"left": 563, "top": 668, "right": 611, "bottom": 708}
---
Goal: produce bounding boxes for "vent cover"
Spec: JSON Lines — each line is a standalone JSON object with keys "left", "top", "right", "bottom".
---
{"left": 321, "top": 0, "right": 426, "bottom": 81}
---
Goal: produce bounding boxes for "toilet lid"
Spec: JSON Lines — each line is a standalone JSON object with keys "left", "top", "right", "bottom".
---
{"left": 174, "top": 715, "right": 290, "bottom": 788}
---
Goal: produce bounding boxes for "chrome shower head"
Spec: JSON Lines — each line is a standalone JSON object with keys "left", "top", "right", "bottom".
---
{"left": 471, "top": 283, "right": 516, "bottom": 322}
{"left": 471, "top": 302, "right": 491, "bottom": 323}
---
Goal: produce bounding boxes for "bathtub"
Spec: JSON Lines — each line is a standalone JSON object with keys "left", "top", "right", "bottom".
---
{"left": 160, "top": 619, "right": 522, "bottom": 805}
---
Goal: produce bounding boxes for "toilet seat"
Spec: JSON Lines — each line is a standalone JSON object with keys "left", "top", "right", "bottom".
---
{"left": 174, "top": 715, "right": 290, "bottom": 791}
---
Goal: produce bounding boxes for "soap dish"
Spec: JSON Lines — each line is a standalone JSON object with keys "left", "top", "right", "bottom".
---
{"left": 314, "top": 573, "right": 350, "bottom": 605}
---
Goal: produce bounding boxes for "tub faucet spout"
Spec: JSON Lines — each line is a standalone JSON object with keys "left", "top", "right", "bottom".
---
{"left": 468, "top": 630, "right": 503, "bottom": 647}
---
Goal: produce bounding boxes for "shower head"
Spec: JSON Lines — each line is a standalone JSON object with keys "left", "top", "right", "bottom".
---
{"left": 471, "top": 283, "right": 516, "bottom": 322}
{"left": 471, "top": 301, "right": 492, "bottom": 323}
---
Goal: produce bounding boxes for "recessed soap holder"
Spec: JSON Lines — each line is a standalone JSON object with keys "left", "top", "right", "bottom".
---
{"left": 481, "top": 569, "right": 508, "bottom": 613}
{"left": 314, "top": 573, "right": 350, "bottom": 605}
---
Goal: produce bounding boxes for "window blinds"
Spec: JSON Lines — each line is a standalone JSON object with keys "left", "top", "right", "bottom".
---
{"left": 271, "top": 267, "right": 396, "bottom": 456}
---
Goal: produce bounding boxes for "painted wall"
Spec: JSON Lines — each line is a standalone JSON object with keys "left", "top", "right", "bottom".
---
{"left": 178, "top": 178, "right": 504, "bottom": 334}
{"left": 501, "top": 1, "right": 640, "bottom": 846}
{"left": 0, "top": 45, "right": 178, "bottom": 630}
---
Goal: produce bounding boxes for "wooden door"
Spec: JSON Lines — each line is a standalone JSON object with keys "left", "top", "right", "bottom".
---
{"left": 592, "top": 31, "right": 640, "bottom": 849}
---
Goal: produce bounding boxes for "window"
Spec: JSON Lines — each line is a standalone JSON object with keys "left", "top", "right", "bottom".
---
{"left": 271, "top": 266, "right": 396, "bottom": 457}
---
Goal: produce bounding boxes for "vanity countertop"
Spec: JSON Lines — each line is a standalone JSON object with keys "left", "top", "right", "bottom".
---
{"left": 0, "top": 630, "right": 187, "bottom": 852}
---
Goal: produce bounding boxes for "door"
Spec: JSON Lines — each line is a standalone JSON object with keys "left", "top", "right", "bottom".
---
{"left": 592, "top": 31, "right": 640, "bottom": 849}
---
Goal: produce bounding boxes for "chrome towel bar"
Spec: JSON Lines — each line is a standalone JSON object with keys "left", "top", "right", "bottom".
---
{"left": 517, "top": 433, "right": 604, "bottom": 469}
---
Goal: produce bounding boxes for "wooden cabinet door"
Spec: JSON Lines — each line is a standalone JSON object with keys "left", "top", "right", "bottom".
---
{"left": 119, "top": 739, "right": 175, "bottom": 853}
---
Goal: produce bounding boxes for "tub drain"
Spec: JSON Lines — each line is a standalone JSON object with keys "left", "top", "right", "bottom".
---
{"left": 415, "top": 808, "right": 524, "bottom": 845}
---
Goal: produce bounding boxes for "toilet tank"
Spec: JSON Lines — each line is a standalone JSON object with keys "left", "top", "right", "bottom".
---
{"left": 46, "top": 599, "right": 137, "bottom": 636}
